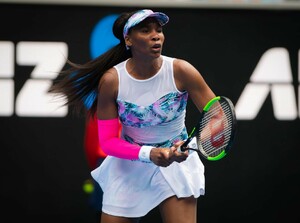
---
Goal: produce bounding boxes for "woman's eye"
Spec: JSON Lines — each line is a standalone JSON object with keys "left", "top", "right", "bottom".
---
{"left": 141, "top": 29, "right": 149, "bottom": 33}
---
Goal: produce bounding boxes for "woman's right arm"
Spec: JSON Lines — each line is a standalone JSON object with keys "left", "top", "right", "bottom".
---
{"left": 96, "top": 68, "right": 142, "bottom": 160}
{"left": 97, "top": 68, "right": 119, "bottom": 120}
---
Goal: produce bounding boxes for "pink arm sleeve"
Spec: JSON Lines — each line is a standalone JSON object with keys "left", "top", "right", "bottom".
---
{"left": 98, "top": 118, "right": 141, "bottom": 160}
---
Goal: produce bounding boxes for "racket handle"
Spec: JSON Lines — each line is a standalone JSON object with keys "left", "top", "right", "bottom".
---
{"left": 177, "top": 146, "right": 185, "bottom": 153}
{"left": 177, "top": 137, "right": 192, "bottom": 152}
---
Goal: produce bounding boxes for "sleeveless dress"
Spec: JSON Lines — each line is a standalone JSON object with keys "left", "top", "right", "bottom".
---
{"left": 91, "top": 55, "right": 205, "bottom": 218}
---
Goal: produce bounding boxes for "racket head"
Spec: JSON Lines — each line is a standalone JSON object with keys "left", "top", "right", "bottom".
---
{"left": 182, "top": 96, "right": 237, "bottom": 161}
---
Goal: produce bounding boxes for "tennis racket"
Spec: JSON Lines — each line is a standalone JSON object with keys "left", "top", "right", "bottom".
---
{"left": 179, "top": 96, "right": 237, "bottom": 161}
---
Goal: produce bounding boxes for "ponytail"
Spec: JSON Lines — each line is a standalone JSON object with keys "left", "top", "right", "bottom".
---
{"left": 49, "top": 11, "right": 135, "bottom": 117}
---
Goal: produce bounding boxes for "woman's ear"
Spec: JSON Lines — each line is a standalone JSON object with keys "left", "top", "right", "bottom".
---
{"left": 124, "top": 36, "right": 132, "bottom": 48}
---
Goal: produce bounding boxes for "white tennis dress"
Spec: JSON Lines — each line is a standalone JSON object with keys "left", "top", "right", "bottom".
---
{"left": 91, "top": 55, "right": 205, "bottom": 217}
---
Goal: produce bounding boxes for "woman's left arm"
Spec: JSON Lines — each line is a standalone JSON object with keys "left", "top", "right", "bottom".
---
{"left": 173, "top": 59, "right": 216, "bottom": 111}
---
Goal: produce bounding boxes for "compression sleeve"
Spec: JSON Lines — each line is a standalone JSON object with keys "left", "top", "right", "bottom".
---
{"left": 98, "top": 119, "right": 152, "bottom": 162}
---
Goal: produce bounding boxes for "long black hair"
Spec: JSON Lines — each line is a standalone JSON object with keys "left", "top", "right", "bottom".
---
{"left": 49, "top": 11, "right": 136, "bottom": 117}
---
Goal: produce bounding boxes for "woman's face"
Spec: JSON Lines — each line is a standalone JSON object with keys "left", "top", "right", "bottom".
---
{"left": 125, "top": 18, "right": 165, "bottom": 58}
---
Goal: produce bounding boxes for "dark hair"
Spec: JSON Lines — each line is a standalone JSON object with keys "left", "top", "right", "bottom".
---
{"left": 49, "top": 11, "right": 136, "bottom": 117}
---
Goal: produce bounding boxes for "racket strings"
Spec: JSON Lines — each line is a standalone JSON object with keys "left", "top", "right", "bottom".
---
{"left": 198, "top": 101, "right": 234, "bottom": 157}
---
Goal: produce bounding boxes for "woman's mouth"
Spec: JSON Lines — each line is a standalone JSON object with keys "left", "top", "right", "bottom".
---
{"left": 152, "top": 44, "right": 161, "bottom": 49}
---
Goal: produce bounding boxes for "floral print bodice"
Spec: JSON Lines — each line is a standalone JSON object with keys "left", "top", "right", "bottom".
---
{"left": 117, "top": 91, "right": 188, "bottom": 128}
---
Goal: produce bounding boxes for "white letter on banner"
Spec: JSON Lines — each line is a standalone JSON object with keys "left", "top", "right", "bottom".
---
{"left": 235, "top": 47, "right": 297, "bottom": 120}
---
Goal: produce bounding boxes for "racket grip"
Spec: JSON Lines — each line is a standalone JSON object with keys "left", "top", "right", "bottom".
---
{"left": 177, "top": 138, "right": 192, "bottom": 152}
{"left": 177, "top": 146, "right": 183, "bottom": 153}
{"left": 177, "top": 146, "right": 185, "bottom": 153}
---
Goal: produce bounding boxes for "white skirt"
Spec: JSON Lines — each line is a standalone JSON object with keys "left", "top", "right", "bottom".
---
{"left": 91, "top": 151, "right": 205, "bottom": 218}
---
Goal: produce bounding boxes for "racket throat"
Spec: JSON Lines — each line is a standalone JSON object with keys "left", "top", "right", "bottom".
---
{"left": 179, "top": 137, "right": 198, "bottom": 152}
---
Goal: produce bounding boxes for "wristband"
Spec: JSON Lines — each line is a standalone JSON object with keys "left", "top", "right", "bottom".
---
{"left": 138, "top": 145, "right": 153, "bottom": 163}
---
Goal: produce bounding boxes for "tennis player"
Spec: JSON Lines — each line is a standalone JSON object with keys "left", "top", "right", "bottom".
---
{"left": 49, "top": 9, "right": 216, "bottom": 223}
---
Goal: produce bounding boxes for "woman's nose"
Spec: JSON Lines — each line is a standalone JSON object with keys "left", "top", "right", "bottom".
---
{"left": 152, "top": 33, "right": 160, "bottom": 41}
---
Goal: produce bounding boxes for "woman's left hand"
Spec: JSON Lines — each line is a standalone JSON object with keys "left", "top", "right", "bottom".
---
{"left": 169, "top": 141, "right": 189, "bottom": 163}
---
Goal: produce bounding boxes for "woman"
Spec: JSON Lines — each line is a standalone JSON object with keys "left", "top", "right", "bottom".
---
{"left": 50, "top": 9, "right": 216, "bottom": 223}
